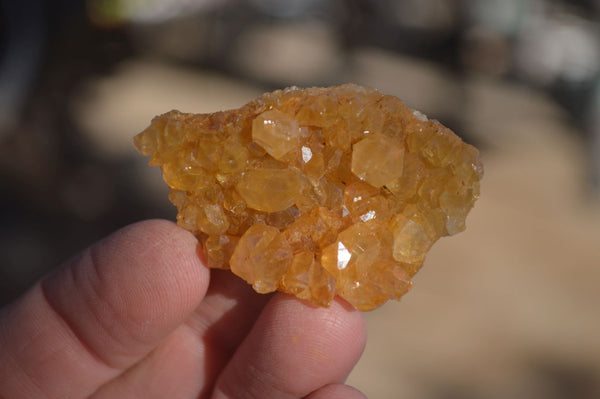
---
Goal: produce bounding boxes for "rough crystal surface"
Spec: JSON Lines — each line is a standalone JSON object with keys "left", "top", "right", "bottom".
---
{"left": 134, "top": 84, "right": 483, "bottom": 311}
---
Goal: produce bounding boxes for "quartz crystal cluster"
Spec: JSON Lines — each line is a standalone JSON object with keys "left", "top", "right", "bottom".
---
{"left": 134, "top": 84, "right": 482, "bottom": 311}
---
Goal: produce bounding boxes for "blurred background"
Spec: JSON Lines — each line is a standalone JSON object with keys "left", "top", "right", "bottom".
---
{"left": 1, "top": 0, "right": 600, "bottom": 397}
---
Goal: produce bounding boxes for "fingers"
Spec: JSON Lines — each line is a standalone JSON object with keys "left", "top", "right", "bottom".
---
{"left": 304, "top": 384, "right": 368, "bottom": 399}
{"left": 186, "top": 269, "right": 273, "bottom": 396}
{"left": 0, "top": 220, "right": 210, "bottom": 399}
{"left": 92, "top": 270, "right": 271, "bottom": 399}
{"left": 90, "top": 325, "right": 208, "bottom": 399}
{"left": 211, "top": 295, "right": 367, "bottom": 399}
{"left": 0, "top": 218, "right": 369, "bottom": 399}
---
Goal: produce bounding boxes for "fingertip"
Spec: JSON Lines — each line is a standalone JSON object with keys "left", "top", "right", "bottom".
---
{"left": 211, "top": 293, "right": 368, "bottom": 399}
{"left": 270, "top": 295, "right": 368, "bottom": 365}
{"left": 329, "top": 296, "right": 368, "bottom": 353}
{"left": 110, "top": 219, "right": 201, "bottom": 270}
{"left": 87, "top": 219, "right": 210, "bottom": 321}
{"left": 43, "top": 219, "right": 211, "bottom": 368}
{"left": 305, "top": 383, "right": 368, "bottom": 399}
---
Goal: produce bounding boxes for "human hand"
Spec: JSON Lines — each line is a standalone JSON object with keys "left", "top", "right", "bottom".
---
{"left": 0, "top": 220, "right": 367, "bottom": 398}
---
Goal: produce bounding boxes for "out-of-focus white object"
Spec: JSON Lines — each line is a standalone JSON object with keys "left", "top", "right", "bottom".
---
{"left": 515, "top": 13, "right": 600, "bottom": 85}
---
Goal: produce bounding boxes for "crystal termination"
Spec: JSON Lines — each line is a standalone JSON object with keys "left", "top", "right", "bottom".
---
{"left": 134, "top": 84, "right": 483, "bottom": 311}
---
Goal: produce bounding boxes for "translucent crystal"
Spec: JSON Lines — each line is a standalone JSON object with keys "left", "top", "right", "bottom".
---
{"left": 230, "top": 223, "right": 293, "bottom": 293}
{"left": 351, "top": 132, "right": 405, "bottom": 187}
{"left": 235, "top": 168, "right": 300, "bottom": 212}
{"left": 252, "top": 109, "right": 301, "bottom": 160}
{"left": 134, "top": 84, "right": 483, "bottom": 311}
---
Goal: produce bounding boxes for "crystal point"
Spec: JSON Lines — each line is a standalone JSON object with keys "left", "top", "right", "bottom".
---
{"left": 134, "top": 84, "right": 483, "bottom": 311}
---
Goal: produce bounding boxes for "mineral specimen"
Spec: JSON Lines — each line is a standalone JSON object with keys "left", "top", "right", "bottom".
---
{"left": 134, "top": 84, "right": 482, "bottom": 311}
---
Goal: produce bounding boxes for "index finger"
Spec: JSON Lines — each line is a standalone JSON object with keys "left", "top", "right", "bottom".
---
{"left": 0, "top": 220, "right": 210, "bottom": 398}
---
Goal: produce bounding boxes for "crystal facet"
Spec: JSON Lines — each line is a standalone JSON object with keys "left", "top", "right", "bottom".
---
{"left": 134, "top": 84, "right": 483, "bottom": 311}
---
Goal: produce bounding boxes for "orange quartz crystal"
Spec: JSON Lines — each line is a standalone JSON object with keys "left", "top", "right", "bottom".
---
{"left": 134, "top": 84, "right": 483, "bottom": 311}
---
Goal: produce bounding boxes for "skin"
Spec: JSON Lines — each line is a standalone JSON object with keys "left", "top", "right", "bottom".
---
{"left": 0, "top": 220, "right": 368, "bottom": 399}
